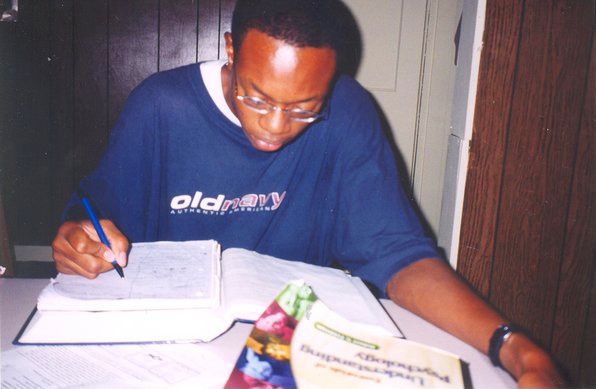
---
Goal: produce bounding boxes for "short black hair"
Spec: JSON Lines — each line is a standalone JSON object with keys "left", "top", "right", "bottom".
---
{"left": 231, "top": 0, "right": 344, "bottom": 54}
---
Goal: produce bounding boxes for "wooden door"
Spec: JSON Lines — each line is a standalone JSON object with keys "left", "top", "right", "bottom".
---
{"left": 457, "top": 0, "right": 595, "bottom": 385}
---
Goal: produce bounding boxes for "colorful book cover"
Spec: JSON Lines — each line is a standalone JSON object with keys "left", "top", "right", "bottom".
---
{"left": 224, "top": 281, "right": 316, "bottom": 389}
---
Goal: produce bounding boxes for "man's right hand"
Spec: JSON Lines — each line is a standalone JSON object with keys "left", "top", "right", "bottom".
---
{"left": 52, "top": 220, "right": 129, "bottom": 279}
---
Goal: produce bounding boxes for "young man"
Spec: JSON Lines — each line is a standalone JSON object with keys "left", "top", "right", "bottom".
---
{"left": 51, "top": 1, "right": 563, "bottom": 387}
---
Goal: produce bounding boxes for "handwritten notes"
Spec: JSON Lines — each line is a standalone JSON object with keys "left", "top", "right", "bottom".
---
{"left": 38, "top": 240, "right": 221, "bottom": 311}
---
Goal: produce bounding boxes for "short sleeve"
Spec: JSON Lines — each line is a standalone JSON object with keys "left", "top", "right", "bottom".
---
{"left": 329, "top": 85, "right": 442, "bottom": 296}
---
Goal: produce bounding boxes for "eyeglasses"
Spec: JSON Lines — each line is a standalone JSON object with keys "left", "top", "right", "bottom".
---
{"left": 234, "top": 79, "right": 326, "bottom": 123}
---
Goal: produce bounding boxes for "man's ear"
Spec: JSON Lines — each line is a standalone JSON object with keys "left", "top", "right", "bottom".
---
{"left": 224, "top": 32, "right": 235, "bottom": 66}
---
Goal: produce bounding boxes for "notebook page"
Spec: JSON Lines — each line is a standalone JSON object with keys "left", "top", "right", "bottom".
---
{"left": 38, "top": 240, "right": 221, "bottom": 311}
{"left": 2, "top": 343, "right": 230, "bottom": 388}
{"left": 220, "top": 248, "right": 398, "bottom": 334}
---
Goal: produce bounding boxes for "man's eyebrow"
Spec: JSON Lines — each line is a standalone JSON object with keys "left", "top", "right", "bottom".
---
{"left": 249, "top": 81, "right": 321, "bottom": 105}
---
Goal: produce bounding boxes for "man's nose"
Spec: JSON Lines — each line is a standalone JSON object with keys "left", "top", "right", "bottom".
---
{"left": 258, "top": 108, "right": 291, "bottom": 134}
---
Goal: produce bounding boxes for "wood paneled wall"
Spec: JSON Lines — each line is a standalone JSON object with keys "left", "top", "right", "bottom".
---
{"left": 457, "top": 0, "right": 595, "bottom": 385}
{"left": 0, "top": 0, "right": 235, "bottom": 245}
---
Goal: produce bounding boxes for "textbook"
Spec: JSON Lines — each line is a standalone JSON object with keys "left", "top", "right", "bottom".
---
{"left": 14, "top": 240, "right": 401, "bottom": 345}
{"left": 226, "top": 281, "right": 471, "bottom": 389}
{"left": 292, "top": 298, "right": 471, "bottom": 388}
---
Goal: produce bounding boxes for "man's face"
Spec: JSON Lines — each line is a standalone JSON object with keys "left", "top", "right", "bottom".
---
{"left": 226, "top": 29, "right": 336, "bottom": 152}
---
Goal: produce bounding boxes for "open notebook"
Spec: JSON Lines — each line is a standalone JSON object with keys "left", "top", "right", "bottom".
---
{"left": 15, "top": 240, "right": 402, "bottom": 345}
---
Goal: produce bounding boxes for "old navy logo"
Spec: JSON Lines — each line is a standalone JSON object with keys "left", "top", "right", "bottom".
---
{"left": 170, "top": 191, "right": 286, "bottom": 214}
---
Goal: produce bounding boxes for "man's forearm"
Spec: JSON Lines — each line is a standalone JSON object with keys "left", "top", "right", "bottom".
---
{"left": 387, "top": 258, "right": 503, "bottom": 354}
{"left": 386, "top": 258, "right": 564, "bottom": 387}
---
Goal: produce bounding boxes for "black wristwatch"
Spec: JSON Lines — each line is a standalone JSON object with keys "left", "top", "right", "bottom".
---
{"left": 488, "top": 324, "right": 520, "bottom": 368}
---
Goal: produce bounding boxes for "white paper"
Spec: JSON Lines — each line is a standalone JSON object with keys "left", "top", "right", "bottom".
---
{"left": 38, "top": 240, "right": 221, "bottom": 311}
{"left": 1, "top": 343, "right": 230, "bottom": 389}
{"left": 221, "top": 248, "right": 402, "bottom": 337}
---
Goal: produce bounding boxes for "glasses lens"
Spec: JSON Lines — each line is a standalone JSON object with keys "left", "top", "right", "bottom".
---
{"left": 237, "top": 96, "right": 271, "bottom": 114}
{"left": 287, "top": 109, "right": 320, "bottom": 121}
{"left": 237, "top": 95, "right": 323, "bottom": 123}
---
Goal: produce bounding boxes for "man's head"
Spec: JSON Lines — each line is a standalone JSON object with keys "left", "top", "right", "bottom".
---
{"left": 223, "top": 0, "right": 342, "bottom": 152}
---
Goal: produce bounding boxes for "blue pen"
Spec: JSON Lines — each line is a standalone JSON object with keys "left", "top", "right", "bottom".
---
{"left": 77, "top": 189, "right": 125, "bottom": 278}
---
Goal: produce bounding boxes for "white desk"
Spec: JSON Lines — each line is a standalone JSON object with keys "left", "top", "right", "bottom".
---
{"left": 0, "top": 278, "right": 515, "bottom": 388}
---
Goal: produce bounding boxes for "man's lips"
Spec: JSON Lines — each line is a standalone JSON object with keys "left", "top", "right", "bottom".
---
{"left": 249, "top": 134, "right": 285, "bottom": 151}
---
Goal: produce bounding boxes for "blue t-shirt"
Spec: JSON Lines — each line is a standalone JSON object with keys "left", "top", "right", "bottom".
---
{"left": 72, "top": 64, "right": 440, "bottom": 296}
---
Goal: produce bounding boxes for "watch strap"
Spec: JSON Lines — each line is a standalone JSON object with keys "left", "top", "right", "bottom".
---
{"left": 488, "top": 324, "right": 520, "bottom": 368}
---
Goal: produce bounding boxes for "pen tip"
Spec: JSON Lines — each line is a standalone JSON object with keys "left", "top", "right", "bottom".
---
{"left": 112, "top": 261, "right": 125, "bottom": 278}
